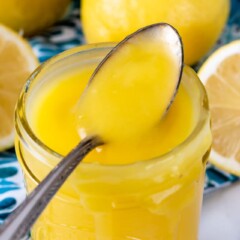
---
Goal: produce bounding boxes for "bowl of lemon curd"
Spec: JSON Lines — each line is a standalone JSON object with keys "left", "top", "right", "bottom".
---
{"left": 15, "top": 43, "right": 212, "bottom": 239}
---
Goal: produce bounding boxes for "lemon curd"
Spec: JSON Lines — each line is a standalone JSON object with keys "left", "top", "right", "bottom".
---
{"left": 75, "top": 35, "right": 182, "bottom": 143}
{"left": 15, "top": 44, "right": 212, "bottom": 239}
{"left": 30, "top": 66, "right": 192, "bottom": 165}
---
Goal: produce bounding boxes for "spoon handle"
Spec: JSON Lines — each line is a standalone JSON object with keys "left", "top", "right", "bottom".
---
{"left": 0, "top": 137, "right": 102, "bottom": 240}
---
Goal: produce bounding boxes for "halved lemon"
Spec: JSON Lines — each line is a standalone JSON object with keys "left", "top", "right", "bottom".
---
{"left": 198, "top": 40, "right": 240, "bottom": 176}
{"left": 0, "top": 24, "right": 39, "bottom": 151}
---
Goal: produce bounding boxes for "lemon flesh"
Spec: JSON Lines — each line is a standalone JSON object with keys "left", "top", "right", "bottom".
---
{"left": 0, "top": 25, "right": 39, "bottom": 150}
{"left": 198, "top": 40, "right": 240, "bottom": 175}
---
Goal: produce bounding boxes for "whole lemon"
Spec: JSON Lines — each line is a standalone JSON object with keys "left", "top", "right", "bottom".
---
{"left": 82, "top": 0, "right": 230, "bottom": 65}
{"left": 0, "top": 0, "right": 71, "bottom": 35}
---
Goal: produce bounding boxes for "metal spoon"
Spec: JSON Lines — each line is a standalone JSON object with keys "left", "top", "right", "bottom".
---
{"left": 0, "top": 137, "right": 103, "bottom": 240}
{"left": 0, "top": 22, "right": 183, "bottom": 240}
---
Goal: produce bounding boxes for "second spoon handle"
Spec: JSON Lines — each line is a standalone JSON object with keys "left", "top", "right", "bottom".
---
{"left": 0, "top": 136, "right": 102, "bottom": 240}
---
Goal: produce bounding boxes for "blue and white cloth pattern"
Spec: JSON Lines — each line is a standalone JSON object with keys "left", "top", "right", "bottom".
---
{"left": 0, "top": 0, "right": 239, "bottom": 222}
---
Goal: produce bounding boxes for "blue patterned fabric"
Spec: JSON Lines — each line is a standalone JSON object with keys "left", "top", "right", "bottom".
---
{"left": 29, "top": 7, "right": 85, "bottom": 63}
{"left": 0, "top": 0, "right": 239, "bottom": 222}
{"left": 0, "top": 151, "right": 26, "bottom": 224}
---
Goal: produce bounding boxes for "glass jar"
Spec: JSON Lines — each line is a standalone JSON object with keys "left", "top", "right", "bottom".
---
{"left": 15, "top": 43, "right": 212, "bottom": 240}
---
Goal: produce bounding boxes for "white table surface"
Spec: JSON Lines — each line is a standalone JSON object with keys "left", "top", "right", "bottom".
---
{"left": 200, "top": 181, "right": 240, "bottom": 240}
